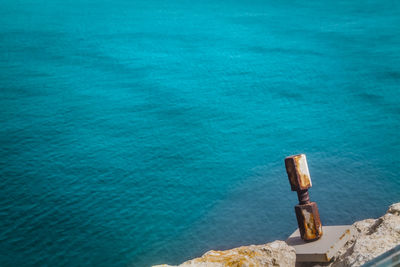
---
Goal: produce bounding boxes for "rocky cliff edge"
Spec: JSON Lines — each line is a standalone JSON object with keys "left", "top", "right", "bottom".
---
{"left": 154, "top": 202, "right": 400, "bottom": 267}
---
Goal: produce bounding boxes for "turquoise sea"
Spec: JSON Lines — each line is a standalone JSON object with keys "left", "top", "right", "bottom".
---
{"left": 1, "top": 0, "right": 399, "bottom": 266}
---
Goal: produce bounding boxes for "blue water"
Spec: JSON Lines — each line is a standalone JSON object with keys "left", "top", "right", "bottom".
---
{"left": 1, "top": 0, "right": 400, "bottom": 266}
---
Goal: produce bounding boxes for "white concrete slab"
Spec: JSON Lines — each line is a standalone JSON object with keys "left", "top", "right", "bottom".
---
{"left": 286, "top": 225, "right": 355, "bottom": 262}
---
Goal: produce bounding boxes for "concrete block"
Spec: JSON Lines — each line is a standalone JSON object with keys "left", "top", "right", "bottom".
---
{"left": 286, "top": 225, "right": 355, "bottom": 262}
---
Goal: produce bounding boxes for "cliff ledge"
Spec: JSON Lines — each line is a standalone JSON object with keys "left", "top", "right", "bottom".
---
{"left": 155, "top": 202, "right": 400, "bottom": 267}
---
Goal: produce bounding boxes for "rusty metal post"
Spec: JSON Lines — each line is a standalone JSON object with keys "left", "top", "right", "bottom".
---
{"left": 285, "top": 154, "right": 323, "bottom": 242}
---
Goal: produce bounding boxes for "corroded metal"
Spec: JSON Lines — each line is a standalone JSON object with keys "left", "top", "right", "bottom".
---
{"left": 285, "top": 154, "right": 323, "bottom": 242}
{"left": 295, "top": 202, "right": 322, "bottom": 241}
{"left": 285, "top": 154, "right": 312, "bottom": 191}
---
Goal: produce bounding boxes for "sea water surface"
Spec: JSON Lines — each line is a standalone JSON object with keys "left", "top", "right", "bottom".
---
{"left": 1, "top": 0, "right": 399, "bottom": 266}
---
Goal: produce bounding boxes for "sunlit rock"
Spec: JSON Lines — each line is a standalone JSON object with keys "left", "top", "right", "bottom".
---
{"left": 153, "top": 240, "right": 296, "bottom": 267}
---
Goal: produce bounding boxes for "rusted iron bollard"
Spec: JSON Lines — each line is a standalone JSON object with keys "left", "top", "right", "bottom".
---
{"left": 285, "top": 154, "right": 323, "bottom": 242}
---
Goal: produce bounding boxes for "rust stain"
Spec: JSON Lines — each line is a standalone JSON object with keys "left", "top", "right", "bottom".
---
{"left": 285, "top": 158, "right": 298, "bottom": 191}
{"left": 294, "top": 155, "right": 311, "bottom": 189}
{"left": 325, "top": 254, "right": 331, "bottom": 262}
{"left": 302, "top": 209, "right": 317, "bottom": 240}
{"left": 299, "top": 174, "right": 311, "bottom": 189}
{"left": 339, "top": 229, "right": 350, "bottom": 240}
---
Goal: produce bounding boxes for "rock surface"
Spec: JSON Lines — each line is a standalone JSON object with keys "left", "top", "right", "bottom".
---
{"left": 153, "top": 241, "right": 296, "bottom": 267}
{"left": 298, "top": 202, "right": 400, "bottom": 267}
{"left": 327, "top": 202, "right": 400, "bottom": 267}
{"left": 154, "top": 203, "right": 400, "bottom": 267}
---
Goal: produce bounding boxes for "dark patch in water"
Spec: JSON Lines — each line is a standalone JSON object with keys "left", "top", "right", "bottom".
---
{"left": 357, "top": 92, "right": 384, "bottom": 104}
{"left": 278, "top": 90, "right": 303, "bottom": 100}
{"left": 380, "top": 71, "right": 400, "bottom": 80}
{"left": 246, "top": 46, "right": 324, "bottom": 57}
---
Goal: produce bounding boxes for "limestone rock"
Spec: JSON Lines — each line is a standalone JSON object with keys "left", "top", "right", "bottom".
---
{"left": 299, "top": 202, "right": 400, "bottom": 267}
{"left": 153, "top": 240, "right": 296, "bottom": 267}
{"left": 328, "top": 202, "right": 400, "bottom": 267}
{"left": 155, "top": 203, "right": 400, "bottom": 267}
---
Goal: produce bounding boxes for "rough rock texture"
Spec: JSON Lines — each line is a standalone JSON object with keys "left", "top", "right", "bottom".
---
{"left": 155, "top": 203, "right": 400, "bottom": 267}
{"left": 329, "top": 202, "right": 400, "bottom": 267}
{"left": 153, "top": 240, "right": 296, "bottom": 267}
{"left": 299, "top": 202, "right": 400, "bottom": 267}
